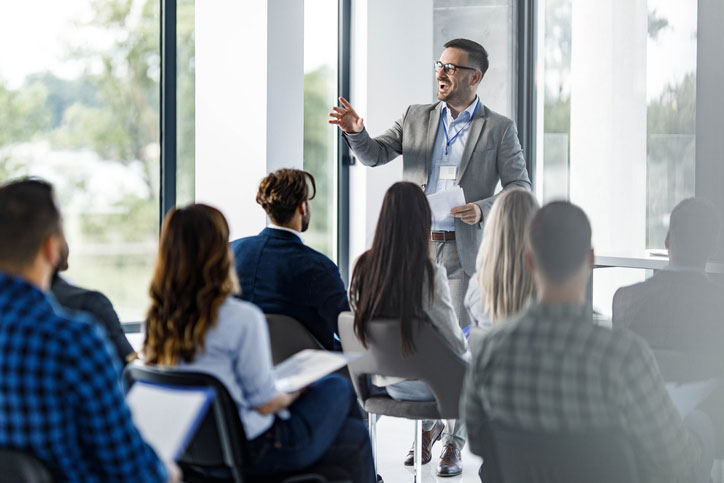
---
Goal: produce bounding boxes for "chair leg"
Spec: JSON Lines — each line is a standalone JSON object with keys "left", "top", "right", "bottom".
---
{"left": 369, "top": 413, "right": 378, "bottom": 474}
{"left": 414, "top": 420, "right": 422, "bottom": 482}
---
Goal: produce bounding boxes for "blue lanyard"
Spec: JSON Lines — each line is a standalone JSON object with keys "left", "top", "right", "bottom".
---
{"left": 442, "top": 100, "right": 480, "bottom": 156}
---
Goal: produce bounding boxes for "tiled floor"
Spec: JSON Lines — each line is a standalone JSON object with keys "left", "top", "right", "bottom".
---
{"left": 374, "top": 416, "right": 482, "bottom": 482}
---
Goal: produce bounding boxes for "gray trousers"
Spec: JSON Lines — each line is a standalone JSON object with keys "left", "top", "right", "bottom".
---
{"left": 386, "top": 380, "right": 467, "bottom": 451}
{"left": 430, "top": 239, "right": 471, "bottom": 329}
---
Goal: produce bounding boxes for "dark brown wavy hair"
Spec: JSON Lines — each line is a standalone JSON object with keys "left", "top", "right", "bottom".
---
{"left": 256, "top": 168, "right": 316, "bottom": 225}
{"left": 143, "top": 204, "right": 239, "bottom": 365}
{"left": 349, "top": 182, "right": 435, "bottom": 355}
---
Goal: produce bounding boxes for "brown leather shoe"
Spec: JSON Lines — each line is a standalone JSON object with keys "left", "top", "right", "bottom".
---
{"left": 403, "top": 420, "right": 445, "bottom": 466}
{"left": 436, "top": 443, "right": 462, "bottom": 477}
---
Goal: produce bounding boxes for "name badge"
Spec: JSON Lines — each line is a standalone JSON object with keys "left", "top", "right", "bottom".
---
{"left": 439, "top": 165, "right": 457, "bottom": 180}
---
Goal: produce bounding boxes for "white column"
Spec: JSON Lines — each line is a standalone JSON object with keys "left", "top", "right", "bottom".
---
{"left": 195, "top": 0, "right": 304, "bottom": 240}
{"left": 348, "top": 0, "right": 434, "bottom": 271}
{"left": 569, "top": 0, "right": 648, "bottom": 254}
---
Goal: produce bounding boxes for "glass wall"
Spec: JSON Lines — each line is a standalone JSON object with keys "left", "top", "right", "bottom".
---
{"left": 303, "top": 0, "right": 339, "bottom": 260}
{"left": 176, "top": 0, "right": 196, "bottom": 207}
{"left": 0, "top": 0, "right": 161, "bottom": 322}
{"left": 536, "top": 0, "right": 698, "bottom": 315}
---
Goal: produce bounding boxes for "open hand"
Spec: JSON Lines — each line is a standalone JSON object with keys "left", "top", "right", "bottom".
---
{"left": 451, "top": 203, "right": 482, "bottom": 224}
{"left": 329, "top": 97, "right": 365, "bottom": 133}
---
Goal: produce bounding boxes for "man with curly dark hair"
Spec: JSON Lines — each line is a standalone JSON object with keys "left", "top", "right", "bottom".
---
{"left": 231, "top": 168, "right": 349, "bottom": 351}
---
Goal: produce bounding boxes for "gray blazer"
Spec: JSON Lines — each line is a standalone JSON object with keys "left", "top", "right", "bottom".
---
{"left": 344, "top": 101, "right": 531, "bottom": 274}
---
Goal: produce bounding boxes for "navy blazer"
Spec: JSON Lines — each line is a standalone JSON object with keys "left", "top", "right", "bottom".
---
{"left": 231, "top": 228, "right": 349, "bottom": 350}
{"left": 50, "top": 275, "right": 135, "bottom": 365}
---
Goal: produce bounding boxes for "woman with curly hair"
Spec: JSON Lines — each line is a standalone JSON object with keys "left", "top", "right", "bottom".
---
{"left": 143, "top": 203, "right": 374, "bottom": 482}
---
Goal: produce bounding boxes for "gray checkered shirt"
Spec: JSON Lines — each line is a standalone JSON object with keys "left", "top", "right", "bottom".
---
{"left": 462, "top": 301, "right": 704, "bottom": 483}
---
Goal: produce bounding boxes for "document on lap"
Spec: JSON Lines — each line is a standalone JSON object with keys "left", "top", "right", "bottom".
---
{"left": 126, "top": 381, "right": 213, "bottom": 462}
{"left": 274, "top": 349, "right": 360, "bottom": 393}
{"left": 665, "top": 379, "right": 721, "bottom": 419}
{"left": 427, "top": 186, "right": 466, "bottom": 227}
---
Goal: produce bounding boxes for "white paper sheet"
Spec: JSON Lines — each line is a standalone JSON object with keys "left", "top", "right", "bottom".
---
{"left": 274, "top": 349, "right": 359, "bottom": 393}
{"left": 426, "top": 186, "right": 466, "bottom": 227}
{"left": 126, "top": 381, "right": 213, "bottom": 462}
{"left": 665, "top": 379, "right": 721, "bottom": 419}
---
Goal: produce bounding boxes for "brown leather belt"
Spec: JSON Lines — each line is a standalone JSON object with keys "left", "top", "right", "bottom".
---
{"left": 430, "top": 231, "right": 455, "bottom": 241}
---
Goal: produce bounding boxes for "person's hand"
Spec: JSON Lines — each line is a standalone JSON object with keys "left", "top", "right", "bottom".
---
{"left": 451, "top": 203, "right": 482, "bottom": 225}
{"left": 329, "top": 97, "right": 365, "bottom": 133}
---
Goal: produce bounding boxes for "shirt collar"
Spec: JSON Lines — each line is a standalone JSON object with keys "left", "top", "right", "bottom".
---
{"left": 525, "top": 299, "right": 591, "bottom": 323}
{"left": 268, "top": 224, "right": 304, "bottom": 243}
{"left": 441, "top": 95, "right": 480, "bottom": 123}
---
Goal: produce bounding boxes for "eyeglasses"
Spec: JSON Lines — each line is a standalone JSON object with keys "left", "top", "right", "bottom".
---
{"left": 434, "top": 61, "right": 478, "bottom": 75}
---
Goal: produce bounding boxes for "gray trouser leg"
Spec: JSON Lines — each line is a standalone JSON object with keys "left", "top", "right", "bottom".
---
{"left": 430, "top": 240, "right": 471, "bottom": 329}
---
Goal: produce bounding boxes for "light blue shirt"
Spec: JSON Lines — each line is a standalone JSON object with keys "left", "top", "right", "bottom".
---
{"left": 178, "top": 296, "right": 288, "bottom": 440}
{"left": 427, "top": 96, "right": 480, "bottom": 231}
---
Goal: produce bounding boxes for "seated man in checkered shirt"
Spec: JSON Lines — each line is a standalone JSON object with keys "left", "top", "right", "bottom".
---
{"left": 0, "top": 179, "right": 178, "bottom": 482}
{"left": 462, "top": 201, "right": 714, "bottom": 483}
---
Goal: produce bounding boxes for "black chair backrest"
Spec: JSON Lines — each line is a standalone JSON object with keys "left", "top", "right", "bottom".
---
{"left": 265, "top": 314, "right": 325, "bottom": 365}
{"left": 482, "top": 421, "right": 640, "bottom": 483}
{"left": 0, "top": 449, "right": 54, "bottom": 483}
{"left": 338, "top": 312, "right": 467, "bottom": 419}
{"left": 123, "top": 365, "right": 249, "bottom": 474}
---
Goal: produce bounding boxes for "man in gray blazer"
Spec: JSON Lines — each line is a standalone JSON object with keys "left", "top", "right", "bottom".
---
{"left": 330, "top": 38, "right": 530, "bottom": 476}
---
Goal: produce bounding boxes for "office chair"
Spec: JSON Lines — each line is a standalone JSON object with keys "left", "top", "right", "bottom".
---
{"left": 338, "top": 311, "right": 468, "bottom": 482}
{"left": 0, "top": 449, "right": 54, "bottom": 483}
{"left": 479, "top": 420, "right": 640, "bottom": 483}
{"left": 123, "top": 364, "right": 350, "bottom": 483}
{"left": 265, "top": 314, "right": 326, "bottom": 365}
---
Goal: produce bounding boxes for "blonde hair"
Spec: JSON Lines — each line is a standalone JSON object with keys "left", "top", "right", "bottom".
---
{"left": 476, "top": 189, "right": 539, "bottom": 323}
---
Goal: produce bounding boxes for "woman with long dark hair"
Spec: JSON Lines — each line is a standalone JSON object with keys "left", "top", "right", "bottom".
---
{"left": 144, "top": 204, "right": 375, "bottom": 482}
{"left": 349, "top": 182, "right": 468, "bottom": 475}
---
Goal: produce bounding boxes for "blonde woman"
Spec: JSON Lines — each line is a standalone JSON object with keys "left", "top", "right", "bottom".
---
{"left": 464, "top": 188, "right": 539, "bottom": 329}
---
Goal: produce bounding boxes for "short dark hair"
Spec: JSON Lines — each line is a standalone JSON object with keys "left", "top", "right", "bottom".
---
{"left": 0, "top": 178, "right": 61, "bottom": 268}
{"left": 668, "top": 197, "right": 720, "bottom": 266}
{"left": 527, "top": 201, "right": 591, "bottom": 283}
{"left": 255, "top": 169, "right": 316, "bottom": 225}
{"left": 444, "top": 38, "right": 489, "bottom": 77}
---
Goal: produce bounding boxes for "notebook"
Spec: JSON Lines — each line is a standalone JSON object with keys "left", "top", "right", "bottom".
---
{"left": 126, "top": 381, "right": 213, "bottom": 462}
{"left": 274, "top": 349, "right": 360, "bottom": 393}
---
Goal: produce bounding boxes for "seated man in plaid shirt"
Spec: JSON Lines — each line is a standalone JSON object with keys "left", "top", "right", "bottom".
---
{"left": 0, "top": 179, "right": 177, "bottom": 482}
{"left": 462, "top": 201, "right": 714, "bottom": 482}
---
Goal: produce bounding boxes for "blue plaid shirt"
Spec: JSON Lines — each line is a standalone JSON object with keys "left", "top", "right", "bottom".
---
{"left": 0, "top": 272, "right": 167, "bottom": 482}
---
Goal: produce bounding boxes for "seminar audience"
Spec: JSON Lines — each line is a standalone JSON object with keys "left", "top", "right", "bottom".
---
{"left": 349, "top": 182, "right": 468, "bottom": 477}
{"left": 462, "top": 201, "right": 714, "bottom": 483}
{"left": 612, "top": 197, "right": 724, "bottom": 359}
{"left": 231, "top": 169, "right": 349, "bottom": 350}
{"left": 463, "top": 188, "right": 538, "bottom": 331}
{"left": 0, "top": 179, "right": 171, "bottom": 482}
{"left": 143, "top": 203, "right": 375, "bottom": 482}
{"left": 51, "top": 238, "right": 135, "bottom": 365}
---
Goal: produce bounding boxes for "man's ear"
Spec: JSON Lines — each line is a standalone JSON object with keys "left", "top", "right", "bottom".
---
{"left": 471, "top": 70, "right": 483, "bottom": 87}
{"left": 298, "top": 200, "right": 308, "bottom": 216}
{"left": 588, "top": 248, "right": 595, "bottom": 268}
{"left": 664, "top": 231, "right": 670, "bottom": 250}
{"left": 41, "top": 235, "right": 61, "bottom": 269}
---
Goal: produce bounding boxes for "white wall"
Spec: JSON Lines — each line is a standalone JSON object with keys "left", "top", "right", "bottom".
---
{"left": 348, "top": 0, "right": 434, "bottom": 271}
{"left": 569, "top": 0, "right": 648, "bottom": 255}
{"left": 195, "top": 0, "right": 304, "bottom": 240}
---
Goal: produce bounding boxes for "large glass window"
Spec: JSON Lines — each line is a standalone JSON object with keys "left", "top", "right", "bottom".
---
{"left": 304, "top": 0, "right": 339, "bottom": 260}
{"left": 536, "top": 0, "right": 698, "bottom": 315}
{"left": 0, "top": 0, "right": 160, "bottom": 322}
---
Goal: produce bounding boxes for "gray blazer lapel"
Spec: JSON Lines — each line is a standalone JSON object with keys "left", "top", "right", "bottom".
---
{"left": 456, "top": 108, "right": 487, "bottom": 184}
{"left": 424, "top": 104, "right": 443, "bottom": 179}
